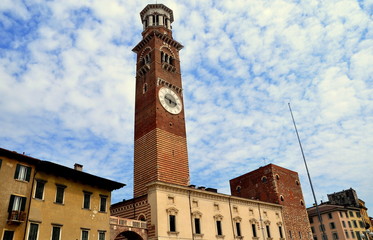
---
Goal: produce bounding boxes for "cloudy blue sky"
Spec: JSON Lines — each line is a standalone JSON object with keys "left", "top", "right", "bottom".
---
{"left": 1, "top": 0, "right": 372, "bottom": 212}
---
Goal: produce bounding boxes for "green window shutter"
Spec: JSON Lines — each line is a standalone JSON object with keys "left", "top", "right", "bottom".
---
{"left": 25, "top": 166, "right": 32, "bottom": 181}
{"left": 14, "top": 164, "right": 20, "bottom": 179}
{"left": 8, "top": 195, "right": 15, "bottom": 212}
{"left": 21, "top": 197, "right": 26, "bottom": 211}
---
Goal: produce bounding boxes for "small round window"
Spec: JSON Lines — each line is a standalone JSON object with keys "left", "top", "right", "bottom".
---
{"left": 275, "top": 174, "right": 280, "bottom": 180}
{"left": 236, "top": 186, "right": 241, "bottom": 193}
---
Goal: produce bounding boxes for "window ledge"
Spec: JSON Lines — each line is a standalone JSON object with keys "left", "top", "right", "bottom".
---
{"left": 193, "top": 233, "right": 204, "bottom": 239}
{"left": 15, "top": 179, "right": 29, "bottom": 183}
{"left": 167, "top": 231, "right": 179, "bottom": 236}
{"left": 54, "top": 202, "right": 64, "bottom": 206}
{"left": 216, "top": 235, "right": 225, "bottom": 239}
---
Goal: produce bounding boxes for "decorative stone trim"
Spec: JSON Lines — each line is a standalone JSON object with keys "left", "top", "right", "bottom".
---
{"left": 157, "top": 78, "right": 182, "bottom": 93}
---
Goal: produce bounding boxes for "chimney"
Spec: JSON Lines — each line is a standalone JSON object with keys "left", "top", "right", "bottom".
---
{"left": 74, "top": 163, "right": 83, "bottom": 171}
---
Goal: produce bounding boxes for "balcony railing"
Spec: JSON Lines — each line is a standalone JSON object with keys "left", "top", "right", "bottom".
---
{"left": 110, "top": 216, "right": 147, "bottom": 229}
{"left": 8, "top": 211, "right": 26, "bottom": 224}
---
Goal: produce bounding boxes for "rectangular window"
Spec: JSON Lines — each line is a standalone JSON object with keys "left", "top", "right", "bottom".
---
{"left": 348, "top": 221, "right": 352, "bottom": 228}
{"left": 322, "top": 234, "right": 328, "bottom": 240}
{"left": 28, "top": 223, "right": 39, "bottom": 240}
{"left": 314, "top": 237, "right": 318, "bottom": 240}
{"left": 345, "top": 231, "right": 350, "bottom": 238}
{"left": 349, "top": 212, "right": 354, "bottom": 217}
{"left": 320, "top": 224, "right": 325, "bottom": 232}
{"left": 252, "top": 224, "right": 257, "bottom": 237}
{"left": 279, "top": 226, "right": 283, "bottom": 238}
{"left": 359, "top": 221, "right": 364, "bottom": 228}
{"left": 342, "top": 221, "right": 346, "bottom": 228}
{"left": 55, "top": 185, "right": 66, "bottom": 204}
{"left": 351, "top": 231, "right": 355, "bottom": 238}
{"left": 356, "top": 212, "right": 361, "bottom": 218}
{"left": 330, "top": 222, "right": 336, "bottom": 229}
{"left": 51, "top": 226, "right": 61, "bottom": 240}
{"left": 236, "top": 222, "right": 241, "bottom": 237}
{"left": 310, "top": 217, "right": 314, "bottom": 224}
{"left": 328, "top": 213, "right": 333, "bottom": 219}
{"left": 353, "top": 221, "right": 358, "bottom": 228}
{"left": 3, "top": 231, "right": 14, "bottom": 240}
{"left": 169, "top": 215, "right": 176, "bottom": 232}
{"left": 14, "top": 164, "right": 31, "bottom": 181}
{"left": 83, "top": 191, "right": 92, "bottom": 209}
{"left": 194, "top": 218, "right": 201, "bottom": 234}
{"left": 81, "top": 230, "right": 89, "bottom": 240}
{"left": 346, "top": 212, "right": 349, "bottom": 218}
{"left": 34, "top": 180, "right": 46, "bottom": 200}
{"left": 340, "top": 211, "right": 343, "bottom": 217}
{"left": 311, "top": 227, "right": 315, "bottom": 233}
{"left": 100, "top": 195, "right": 107, "bottom": 212}
{"left": 356, "top": 232, "right": 361, "bottom": 240}
{"left": 216, "top": 220, "right": 223, "bottom": 236}
{"left": 8, "top": 195, "right": 27, "bottom": 221}
{"left": 266, "top": 225, "right": 271, "bottom": 238}
{"left": 98, "top": 231, "right": 105, "bottom": 240}
{"left": 289, "top": 230, "right": 292, "bottom": 239}
{"left": 333, "top": 233, "right": 339, "bottom": 240}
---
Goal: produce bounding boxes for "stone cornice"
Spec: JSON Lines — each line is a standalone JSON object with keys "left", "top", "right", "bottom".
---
{"left": 132, "top": 30, "right": 183, "bottom": 53}
{"left": 146, "top": 181, "right": 282, "bottom": 209}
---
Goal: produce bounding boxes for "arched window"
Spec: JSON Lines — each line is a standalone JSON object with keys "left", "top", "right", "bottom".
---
{"left": 261, "top": 176, "right": 267, "bottom": 183}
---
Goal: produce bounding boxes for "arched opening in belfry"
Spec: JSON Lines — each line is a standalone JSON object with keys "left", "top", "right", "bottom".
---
{"left": 115, "top": 231, "right": 144, "bottom": 240}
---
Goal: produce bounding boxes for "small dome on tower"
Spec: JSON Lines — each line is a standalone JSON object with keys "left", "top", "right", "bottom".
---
{"left": 140, "top": 4, "right": 174, "bottom": 32}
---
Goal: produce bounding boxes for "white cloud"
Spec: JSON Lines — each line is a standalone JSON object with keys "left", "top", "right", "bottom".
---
{"left": 1, "top": 0, "right": 372, "bottom": 213}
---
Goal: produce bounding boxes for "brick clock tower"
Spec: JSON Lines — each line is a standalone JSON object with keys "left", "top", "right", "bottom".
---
{"left": 132, "top": 4, "right": 190, "bottom": 198}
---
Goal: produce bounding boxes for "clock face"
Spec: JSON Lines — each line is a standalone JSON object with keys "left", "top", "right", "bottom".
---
{"left": 158, "top": 87, "right": 183, "bottom": 114}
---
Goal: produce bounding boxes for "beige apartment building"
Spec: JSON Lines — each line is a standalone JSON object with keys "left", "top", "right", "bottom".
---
{"left": 308, "top": 204, "right": 369, "bottom": 240}
{"left": 0, "top": 148, "right": 124, "bottom": 240}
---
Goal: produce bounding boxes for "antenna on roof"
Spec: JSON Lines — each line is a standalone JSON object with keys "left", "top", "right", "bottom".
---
{"left": 288, "top": 103, "right": 326, "bottom": 239}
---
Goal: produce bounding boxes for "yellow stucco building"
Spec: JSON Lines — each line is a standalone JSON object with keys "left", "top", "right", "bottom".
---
{"left": 0, "top": 148, "right": 124, "bottom": 240}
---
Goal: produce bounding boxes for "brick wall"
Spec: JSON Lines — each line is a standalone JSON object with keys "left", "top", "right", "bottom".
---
{"left": 230, "top": 164, "right": 312, "bottom": 240}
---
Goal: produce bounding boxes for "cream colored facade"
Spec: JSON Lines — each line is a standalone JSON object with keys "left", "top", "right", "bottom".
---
{"left": 0, "top": 148, "right": 124, "bottom": 240}
{"left": 147, "top": 182, "right": 286, "bottom": 240}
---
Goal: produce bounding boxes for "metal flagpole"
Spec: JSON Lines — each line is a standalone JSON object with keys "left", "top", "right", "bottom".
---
{"left": 288, "top": 103, "right": 326, "bottom": 240}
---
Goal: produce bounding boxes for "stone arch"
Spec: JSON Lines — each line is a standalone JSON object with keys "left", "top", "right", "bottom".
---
{"left": 114, "top": 230, "right": 144, "bottom": 240}
{"left": 160, "top": 45, "right": 175, "bottom": 59}
{"left": 139, "top": 47, "right": 152, "bottom": 64}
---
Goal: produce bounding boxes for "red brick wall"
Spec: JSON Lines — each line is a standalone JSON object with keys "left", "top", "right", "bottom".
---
{"left": 133, "top": 29, "right": 189, "bottom": 198}
{"left": 230, "top": 164, "right": 311, "bottom": 240}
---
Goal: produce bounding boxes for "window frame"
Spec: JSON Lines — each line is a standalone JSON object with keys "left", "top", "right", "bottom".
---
{"left": 81, "top": 229, "right": 89, "bottom": 240}
{"left": 3, "top": 230, "right": 15, "bottom": 240}
{"left": 34, "top": 180, "right": 46, "bottom": 200}
{"left": 14, "top": 164, "right": 32, "bottom": 182}
{"left": 51, "top": 225, "right": 62, "bottom": 240}
{"left": 55, "top": 184, "right": 66, "bottom": 204}
{"left": 27, "top": 222, "right": 39, "bottom": 240}
{"left": 98, "top": 231, "right": 105, "bottom": 240}
{"left": 99, "top": 195, "right": 107, "bottom": 212}
{"left": 83, "top": 191, "right": 92, "bottom": 210}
